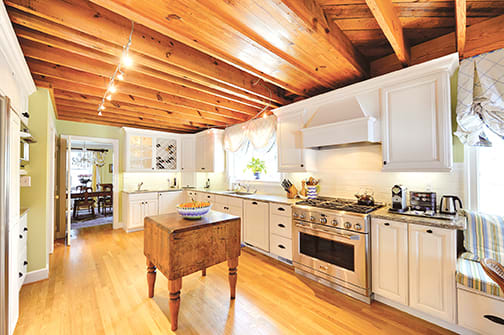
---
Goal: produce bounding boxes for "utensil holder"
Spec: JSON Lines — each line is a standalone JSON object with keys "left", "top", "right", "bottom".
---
{"left": 307, "top": 185, "right": 319, "bottom": 199}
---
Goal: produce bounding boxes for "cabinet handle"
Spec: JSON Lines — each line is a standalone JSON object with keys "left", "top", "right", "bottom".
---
{"left": 201, "top": 167, "right": 205, "bottom": 170}
{"left": 19, "top": 234, "right": 22, "bottom": 239}
{"left": 383, "top": 161, "right": 387, "bottom": 165}
{"left": 152, "top": 167, "right": 154, "bottom": 170}
{"left": 277, "top": 207, "right": 285, "bottom": 211}
{"left": 224, "top": 206, "right": 229, "bottom": 210}
{"left": 484, "top": 315, "right": 504, "bottom": 325}
{"left": 384, "top": 222, "right": 390, "bottom": 226}
{"left": 278, "top": 224, "right": 286, "bottom": 228}
{"left": 251, "top": 201, "right": 258, "bottom": 205}
{"left": 319, "top": 265, "right": 328, "bottom": 271}
{"left": 426, "top": 229, "right": 433, "bottom": 234}
{"left": 278, "top": 244, "right": 286, "bottom": 249}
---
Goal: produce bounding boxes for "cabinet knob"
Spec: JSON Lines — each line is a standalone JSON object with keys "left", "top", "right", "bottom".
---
{"left": 23, "top": 227, "right": 28, "bottom": 232}
{"left": 24, "top": 261, "right": 28, "bottom": 266}
{"left": 300, "top": 164, "right": 304, "bottom": 167}
{"left": 19, "top": 234, "right": 23, "bottom": 239}
{"left": 383, "top": 161, "right": 387, "bottom": 165}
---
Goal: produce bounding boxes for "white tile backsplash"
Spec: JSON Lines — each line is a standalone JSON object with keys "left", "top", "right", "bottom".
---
{"left": 123, "top": 172, "right": 180, "bottom": 191}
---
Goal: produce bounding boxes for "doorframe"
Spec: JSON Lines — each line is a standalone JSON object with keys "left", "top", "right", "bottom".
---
{"left": 61, "top": 135, "right": 120, "bottom": 230}
{"left": 47, "top": 123, "right": 56, "bottom": 256}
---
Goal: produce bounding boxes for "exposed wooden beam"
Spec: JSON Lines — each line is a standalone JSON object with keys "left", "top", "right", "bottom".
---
{"left": 463, "top": 10, "right": 504, "bottom": 58}
{"left": 52, "top": 89, "right": 226, "bottom": 127}
{"left": 455, "top": 0, "right": 466, "bottom": 57}
{"left": 27, "top": 59, "right": 248, "bottom": 122}
{"left": 6, "top": 0, "right": 292, "bottom": 102}
{"left": 365, "top": 0, "right": 410, "bottom": 66}
{"left": 279, "top": 0, "right": 369, "bottom": 77}
{"left": 20, "top": 38, "right": 259, "bottom": 117}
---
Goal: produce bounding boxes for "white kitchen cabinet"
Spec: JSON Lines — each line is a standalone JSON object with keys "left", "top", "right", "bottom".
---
{"left": 408, "top": 224, "right": 456, "bottom": 323}
{"left": 276, "top": 110, "right": 311, "bottom": 172}
{"left": 185, "top": 190, "right": 198, "bottom": 202}
{"left": 371, "top": 219, "right": 408, "bottom": 305}
{"left": 158, "top": 191, "right": 183, "bottom": 214}
{"left": 124, "top": 132, "right": 154, "bottom": 171}
{"left": 214, "top": 195, "right": 243, "bottom": 242}
{"left": 195, "top": 129, "right": 224, "bottom": 172}
{"left": 180, "top": 136, "right": 196, "bottom": 172}
{"left": 243, "top": 200, "right": 269, "bottom": 252}
{"left": 122, "top": 192, "right": 159, "bottom": 232}
{"left": 381, "top": 72, "right": 453, "bottom": 172}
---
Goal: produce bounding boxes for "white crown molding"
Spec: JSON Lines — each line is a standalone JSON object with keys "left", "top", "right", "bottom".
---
{"left": 0, "top": 2, "right": 36, "bottom": 95}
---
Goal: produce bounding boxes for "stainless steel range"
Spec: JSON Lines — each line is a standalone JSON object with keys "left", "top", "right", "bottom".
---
{"left": 292, "top": 197, "right": 382, "bottom": 303}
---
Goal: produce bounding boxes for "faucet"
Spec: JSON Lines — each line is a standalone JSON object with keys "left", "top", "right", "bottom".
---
{"left": 137, "top": 182, "right": 144, "bottom": 191}
{"left": 205, "top": 178, "right": 211, "bottom": 189}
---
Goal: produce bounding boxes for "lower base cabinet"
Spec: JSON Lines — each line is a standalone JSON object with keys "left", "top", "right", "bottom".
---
{"left": 158, "top": 191, "right": 183, "bottom": 214}
{"left": 243, "top": 199, "right": 269, "bottom": 252}
{"left": 371, "top": 219, "right": 456, "bottom": 323}
{"left": 458, "top": 287, "right": 504, "bottom": 335}
{"left": 122, "top": 192, "right": 159, "bottom": 232}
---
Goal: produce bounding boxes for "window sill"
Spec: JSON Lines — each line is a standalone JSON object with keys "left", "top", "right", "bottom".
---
{"left": 233, "top": 179, "right": 280, "bottom": 185}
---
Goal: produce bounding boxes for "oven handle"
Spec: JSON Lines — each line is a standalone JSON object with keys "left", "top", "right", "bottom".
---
{"left": 295, "top": 223, "right": 360, "bottom": 240}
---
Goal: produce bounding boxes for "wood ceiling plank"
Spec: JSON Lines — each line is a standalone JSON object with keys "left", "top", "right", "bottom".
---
{"left": 57, "top": 105, "right": 198, "bottom": 132}
{"left": 456, "top": 0, "right": 467, "bottom": 57}
{"left": 19, "top": 38, "right": 259, "bottom": 117}
{"left": 57, "top": 114, "right": 190, "bottom": 133}
{"left": 365, "top": 0, "right": 410, "bottom": 65}
{"left": 12, "top": 21, "right": 276, "bottom": 110}
{"left": 464, "top": 14, "right": 504, "bottom": 58}
{"left": 52, "top": 89, "right": 226, "bottom": 127}
{"left": 8, "top": 8, "right": 278, "bottom": 108}
{"left": 54, "top": 98, "right": 202, "bottom": 129}
{"left": 28, "top": 60, "right": 247, "bottom": 123}
{"left": 279, "top": 0, "right": 369, "bottom": 78}
{"left": 5, "top": 0, "right": 292, "bottom": 102}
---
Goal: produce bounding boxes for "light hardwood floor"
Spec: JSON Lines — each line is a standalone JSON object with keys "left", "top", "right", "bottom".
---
{"left": 15, "top": 225, "right": 454, "bottom": 335}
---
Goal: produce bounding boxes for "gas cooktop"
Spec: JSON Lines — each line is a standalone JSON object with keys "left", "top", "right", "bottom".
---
{"left": 296, "top": 196, "right": 383, "bottom": 214}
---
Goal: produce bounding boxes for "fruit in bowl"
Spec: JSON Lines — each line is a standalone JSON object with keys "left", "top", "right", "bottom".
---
{"left": 176, "top": 201, "right": 212, "bottom": 219}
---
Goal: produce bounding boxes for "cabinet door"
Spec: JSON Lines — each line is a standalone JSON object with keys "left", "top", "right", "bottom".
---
{"left": 144, "top": 200, "right": 159, "bottom": 218}
{"left": 371, "top": 219, "right": 408, "bottom": 305}
{"left": 277, "top": 112, "right": 306, "bottom": 172}
{"left": 409, "top": 224, "right": 456, "bottom": 322}
{"left": 181, "top": 137, "right": 196, "bottom": 171}
{"left": 128, "top": 200, "right": 144, "bottom": 230}
{"left": 158, "top": 192, "right": 182, "bottom": 214}
{"left": 128, "top": 135, "right": 154, "bottom": 171}
{"left": 381, "top": 72, "right": 452, "bottom": 172}
{"left": 243, "top": 200, "right": 269, "bottom": 251}
{"left": 155, "top": 137, "right": 177, "bottom": 171}
{"left": 195, "top": 134, "right": 207, "bottom": 172}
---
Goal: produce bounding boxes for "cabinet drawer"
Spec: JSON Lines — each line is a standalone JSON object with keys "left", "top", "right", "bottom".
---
{"left": 214, "top": 195, "right": 228, "bottom": 205}
{"left": 202, "top": 193, "right": 215, "bottom": 202}
{"left": 227, "top": 196, "right": 243, "bottom": 208}
{"left": 269, "top": 203, "right": 291, "bottom": 217}
{"left": 270, "top": 234, "right": 292, "bottom": 261}
{"left": 270, "top": 214, "right": 292, "bottom": 239}
{"left": 458, "top": 288, "right": 504, "bottom": 335}
{"left": 212, "top": 203, "right": 226, "bottom": 213}
{"left": 127, "top": 193, "right": 158, "bottom": 201}
{"left": 228, "top": 206, "right": 242, "bottom": 218}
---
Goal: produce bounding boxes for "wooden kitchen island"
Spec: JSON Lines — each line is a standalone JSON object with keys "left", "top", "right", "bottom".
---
{"left": 144, "top": 211, "right": 241, "bottom": 331}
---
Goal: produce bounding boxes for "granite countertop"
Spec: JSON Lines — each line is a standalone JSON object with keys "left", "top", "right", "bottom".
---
{"left": 20, "top": 208, "right": 29, "bottom": 217}
{"left": 122, "top": 188, "right": 183, "bottom": 194}
{"left": 371, "top": 207, "right": 467, "bottom": 230}
{"left": 192, "top": 189, "right": 300, "bottom": 205}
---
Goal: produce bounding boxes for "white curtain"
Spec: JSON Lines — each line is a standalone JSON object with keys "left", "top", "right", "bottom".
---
{"left": 224, "top": 115, "right": 277, "bottom": 152}
{"left": 455, "top": 48, "right": 504, "bottom": 146}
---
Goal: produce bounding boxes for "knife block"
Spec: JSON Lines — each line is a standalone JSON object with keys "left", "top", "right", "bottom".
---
{"left": 286, "top": 185, "right": 298, "bottom": 199}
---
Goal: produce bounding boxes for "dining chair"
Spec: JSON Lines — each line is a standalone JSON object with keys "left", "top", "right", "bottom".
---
{"left": 98, "top": 184, "right": 113, "bottom": 215}
{"left": 73, "top": 188, "right": 96, "bottom": 219}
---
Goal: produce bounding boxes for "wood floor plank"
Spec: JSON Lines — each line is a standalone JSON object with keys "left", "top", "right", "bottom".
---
{"left": 15, "top": 225, "right": 455, "bottom": 335}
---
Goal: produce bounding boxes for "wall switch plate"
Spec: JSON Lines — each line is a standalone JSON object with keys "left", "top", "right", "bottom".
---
{"left": 20, "top": 175, "right": 31, "bottom": 187}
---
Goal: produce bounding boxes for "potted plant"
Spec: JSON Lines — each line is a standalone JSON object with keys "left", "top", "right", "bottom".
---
{"left": 244, "top": 157, "right": 267, "bottom": 180}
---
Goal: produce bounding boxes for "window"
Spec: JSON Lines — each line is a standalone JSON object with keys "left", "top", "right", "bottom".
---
{"left": 466, "top": 130, "right": 504, "bottom": 215}
{"left": 228, "top": 136, "right": 280, "bottom": 182}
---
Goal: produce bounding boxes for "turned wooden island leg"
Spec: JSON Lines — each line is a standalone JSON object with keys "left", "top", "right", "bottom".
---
{"left": 228, "top": 257, "right": 238, "bottom": 299}
{"left": 168, "top": 278, "right": 182, "bottom": 331}
{"left": 202, "top": 268, "right": 206, "bottom": 276}
{"left": 146, "top": 260, "right": 156, "bottom": 298}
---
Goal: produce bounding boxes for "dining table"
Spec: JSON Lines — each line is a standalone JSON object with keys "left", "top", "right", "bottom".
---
{"left": 67, "top": 190, "right": 112, "bottom": 199}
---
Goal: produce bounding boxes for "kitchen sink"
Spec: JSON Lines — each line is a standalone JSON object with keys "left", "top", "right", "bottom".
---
{"left": 224, "top": 191, "right": 255, "bottom": 196}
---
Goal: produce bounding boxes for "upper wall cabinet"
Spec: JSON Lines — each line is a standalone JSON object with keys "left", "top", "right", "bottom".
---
{"left": 180, "top": 135, "right": 196, "bottom": 172}
{"left": 195, "top": 129, "right": 224, "bottom": 173}
{"left": 123, "top": 128, "right": 180, "bottom": 172}
{"left": 381, "top": 71, "right": 453, "bottom": 172}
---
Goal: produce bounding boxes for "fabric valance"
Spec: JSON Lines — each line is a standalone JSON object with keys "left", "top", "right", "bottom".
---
{"left": 223, "top": 115, "right": 277, "bottom": 152}
{"left": 455, "top": 48, "right": 504, "bottom": 146}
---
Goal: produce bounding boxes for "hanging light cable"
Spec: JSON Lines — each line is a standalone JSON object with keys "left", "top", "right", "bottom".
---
{"left": 97, "top": 21, "right": 135, "bottom": 115}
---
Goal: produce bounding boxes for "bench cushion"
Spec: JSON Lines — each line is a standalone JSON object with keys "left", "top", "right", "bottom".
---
{"left": 463, "top": 210, "right": 504, "bottom": 263}
{"left": 456, "top": 257, "right": 503, "bottom": 297}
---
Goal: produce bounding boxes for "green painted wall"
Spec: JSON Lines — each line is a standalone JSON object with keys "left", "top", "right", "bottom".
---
{"left": 21, "top": 88, "right": 56, "bottom": 272}
{"left": 451, "top": 70, "right": 464, "bottom": 163}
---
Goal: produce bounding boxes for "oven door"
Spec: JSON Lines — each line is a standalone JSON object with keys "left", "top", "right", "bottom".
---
{"left": 293, "top": 221, "right": 368, "bottom": 290}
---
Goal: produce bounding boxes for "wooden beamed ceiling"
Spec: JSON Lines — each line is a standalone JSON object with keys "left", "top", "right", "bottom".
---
{"left": 6, "top": 0, "right": 504, "bottom": 132}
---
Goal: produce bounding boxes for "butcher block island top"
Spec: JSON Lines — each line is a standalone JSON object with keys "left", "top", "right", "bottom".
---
{"left": 144, "top": 211, "right": 241, "bottom": 331}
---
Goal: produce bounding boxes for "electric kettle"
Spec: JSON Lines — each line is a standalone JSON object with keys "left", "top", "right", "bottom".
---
{"left": 439, "top": 195, "right": 463, "bottom": 215}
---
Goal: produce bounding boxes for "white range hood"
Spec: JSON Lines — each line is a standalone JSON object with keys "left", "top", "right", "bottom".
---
{"left": 301, "top": 91, "right": 381, "bottom": 149}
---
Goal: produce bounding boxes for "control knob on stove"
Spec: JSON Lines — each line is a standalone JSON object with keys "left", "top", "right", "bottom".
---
{"left": 310, "top": 216, "right": 316, "bottom": 222}
{"left": 331, "top": 219, "right": 338, "bottom": 226}
{"left": 299, "top": 214, "right": 305, "bottom": 220}
{"left": 293, "top": 213, "right": 299, "bottom": 218}
{"left": 320, "top": 217, "right": 327, "bottom": 224}
{"left": 344, "top": 222, "right": 352, "bottom": 229}
{"left": 354, "top": 223, "right": 362, "bottom": 230}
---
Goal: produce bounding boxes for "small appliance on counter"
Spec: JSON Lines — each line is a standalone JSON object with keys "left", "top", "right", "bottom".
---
{"left": 410, "top": 191, "right": 437, "bottom": 212}
{"left": 390, "top": 185, "right": 407, "bottom": 212}
{"left": 439, "top": 195, "right": 463, "bottom": 215}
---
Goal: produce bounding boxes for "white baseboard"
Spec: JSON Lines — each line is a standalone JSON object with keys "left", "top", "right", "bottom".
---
{"left": 24, "top": 266, "right": 49, "bottom": 285}
{"left": 374, "top": 294, "right": 478, "bottom": 335}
